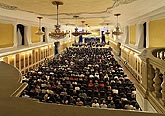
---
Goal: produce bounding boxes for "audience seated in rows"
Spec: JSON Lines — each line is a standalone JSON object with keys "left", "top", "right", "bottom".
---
{"left": 21, "top": 47, "right": 141, "bottom": 111}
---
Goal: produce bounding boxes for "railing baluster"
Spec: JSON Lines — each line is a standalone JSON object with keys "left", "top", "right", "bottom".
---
{"left": 162, "top": 51, "right": 165, "bottom": 60}
{"left": 161, "top": 72, "right": 165, "bottom": 104}
{"left": 153, "top": 68, "right": 162, "bottom": 98}
{"left": 148, "top": 64, "right": 154, "bottom": 91}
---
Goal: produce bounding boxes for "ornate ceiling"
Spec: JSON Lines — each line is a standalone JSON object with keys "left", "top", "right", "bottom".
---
{"left": 0, "top": 0, "right": 164, "bottom": 28}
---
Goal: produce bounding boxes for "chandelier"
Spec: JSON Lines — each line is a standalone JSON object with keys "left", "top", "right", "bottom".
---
{"left": 105, "top": 23, "right": 110, "bottom": 35}
{"left": 112, "top": 14, "right": 123, "bottom": 36}
{"left": 72, "top": 16, "right": 81, "bottom": 36}
{"left": 79, "top": 21, "right": 86, "bottom": 35}
{"left": 71, "top": 16, "right": 92, "bottom": 36}
{"left": 65, "top": 24, "right": 70, "bottom": 34}
{"left": 79, "top": 21, "right": 91, "bottom": 35}
{"left": 35, "top": 17, "right": 44, "bottom": 35}
{"left": 85, "top": 24, "right": 92, "bottom": 35}
{"left": 49, "top": 1, "right": 66, "bottom": 39}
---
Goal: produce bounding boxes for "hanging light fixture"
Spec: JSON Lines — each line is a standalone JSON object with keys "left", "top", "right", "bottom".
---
{"left": 35, "top": 17, "right": 44, "bottom": 35}
{"left": 65, "top": 24, "right": 70, "bottom": 34}
{"left": 49, "top": 1, "right": 66, "bottom": 39}
{"left": 72, "top": 15, "right": 81, "bottom": 36}
{"left": 79, "top": 21, "right": 87, "bottom": 35}
{"left": 78, "top": 21, "right": 92, "bottom": 35}
{"left": 112, "top": 13, "right": 123, "bottom": 36}
{"left": 85, "top": 24, "right": 92, "bottom": 35}
{"left": 105, "top": 23, "right": 110, "bottom": 35}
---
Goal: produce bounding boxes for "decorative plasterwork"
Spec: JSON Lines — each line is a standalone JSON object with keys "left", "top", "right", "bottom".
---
{"left": 0, "top": 0, "right": 137, "bottom": 15}
{"left": 0, "top": 0, "right": 137, "bottom": 26}
{"left": 113, "top": 0, "right": 137, "bottom": 6}
{"left": 107, "top": 0, "right": 137, "bottom": 13}
{"left": 0, "top": 3, "right": 17, "bottom": 10}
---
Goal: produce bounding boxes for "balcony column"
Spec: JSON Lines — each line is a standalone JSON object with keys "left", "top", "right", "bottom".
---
{"left": 161, "top": 72, "right": 165, "bottom": 104}
{"left": 153, "top": 68, "right": 162, "bottom": 98}
{"left": 13, "top": 24, "right": 18, "bottom": 47}
{"left": 156, "top": 51, "right": 160, "bottom": 59}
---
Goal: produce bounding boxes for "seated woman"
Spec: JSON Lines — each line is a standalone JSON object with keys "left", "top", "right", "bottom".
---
{"left": 99, "top": 81, "right": 104, "bottom": 87}
{"left": 100, "top": 100, "right": 107, "bottom": 108}
{"left": 60, "top": 88, "right": 68, "bottom": 98}
{"left": 88, "top": 80, "right": 94, "bottom": 88}
{"left": 76, "top": 98, "right": 84, "bottom": 106}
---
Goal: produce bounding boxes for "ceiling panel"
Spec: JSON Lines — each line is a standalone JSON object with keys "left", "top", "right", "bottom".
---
{"left": 0, "top": 0, "right": 113, "bottom": 14}
{"left": 0, "top": 0, "right": 164, "bottom": 27}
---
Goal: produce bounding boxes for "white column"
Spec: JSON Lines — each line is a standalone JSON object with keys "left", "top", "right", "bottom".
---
{"left": 13, "top": 54, "right": 16, "bottom": 68}
{"left": 146, "top": 21, "right": 150, "bottom": 48}
{"left": 24, "top": 25, "right": 32, "bottom": 46}
{"left": 27, "top": 53, "right": 29, "bottom": 72}
{"left": 23, "top": 53, "right": 25, "bottom": 74}
{"left": 34, "top": 50, "right": 36, "bottom": 68}
{"left": 19, "top": 53, "right": 21, "bottom": 70}
{"left": 13, "top": 24, "right": 18, "bottom": 47}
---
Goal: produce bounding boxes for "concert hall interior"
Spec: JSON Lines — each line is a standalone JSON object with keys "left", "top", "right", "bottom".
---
{"left": 0, "top": 0, "right": 165, "bottom": 116}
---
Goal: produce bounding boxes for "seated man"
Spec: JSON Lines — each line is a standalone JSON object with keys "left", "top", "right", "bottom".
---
{"left": 92, "top": 99, "right": 100, "bottom": 108}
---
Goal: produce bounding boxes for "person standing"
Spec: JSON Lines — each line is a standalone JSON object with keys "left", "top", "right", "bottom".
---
{"left": 117, "top": 42, "right": 121, "bottom": 61}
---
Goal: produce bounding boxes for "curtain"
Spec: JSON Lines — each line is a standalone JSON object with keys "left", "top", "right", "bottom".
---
{"left": 143, "top": 22, "right": 147, "bottom": 48}
{"left": 42, "top": 27, "right": 46, "bottom": 42}
{"left": 17, "top": 24, "right": 24, "bottom": 45}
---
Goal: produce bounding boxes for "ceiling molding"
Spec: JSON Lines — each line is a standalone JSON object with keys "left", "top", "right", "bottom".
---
{"left": 127, "top": 6, "right": 165, "bottom": 24}
{"left": 40, "top": 9, "right": 111, "bottom": 17}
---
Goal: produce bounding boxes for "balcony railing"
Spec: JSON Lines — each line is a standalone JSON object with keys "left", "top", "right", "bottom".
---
{"left": 144, "top": 48, "right": 165, "bottom": 113}
{"left": 152, "top": 48, "right": 165, "bottom": 60}
{"left": 109, "top": 40, "right": 165, "bottom": 114}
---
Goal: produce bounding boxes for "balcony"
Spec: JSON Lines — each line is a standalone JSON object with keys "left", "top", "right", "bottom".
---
{"left": 109, "top": 40, "right": 165, "bottom": 114}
